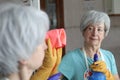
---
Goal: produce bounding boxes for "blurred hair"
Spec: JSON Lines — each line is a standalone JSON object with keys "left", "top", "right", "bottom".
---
{"left": 80, "top": 10, "right": 110, "bottom": 36}
{"left": 0, "top": 2, "right": 49, "bottom": 76}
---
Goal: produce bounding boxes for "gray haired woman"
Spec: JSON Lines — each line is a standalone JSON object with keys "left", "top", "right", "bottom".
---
{"left": 59, "top": 10, "right": 120, "bottom": 80}
{"left": 0, "top": 2, "right": 49, "bottom": 80}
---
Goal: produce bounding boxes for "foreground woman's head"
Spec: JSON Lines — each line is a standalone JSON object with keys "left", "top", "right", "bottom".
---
{"left": 0, "top": 2, "right": 49, "bottom": 77}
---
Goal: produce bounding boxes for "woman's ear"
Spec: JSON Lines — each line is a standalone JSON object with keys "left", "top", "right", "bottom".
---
{"left": 19, "top": 59, "right": 27, "bottom": 65}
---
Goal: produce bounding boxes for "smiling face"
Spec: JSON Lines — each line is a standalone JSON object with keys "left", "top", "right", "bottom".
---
{"left": 83, "top": 23, "right": 105, "bottom": 47}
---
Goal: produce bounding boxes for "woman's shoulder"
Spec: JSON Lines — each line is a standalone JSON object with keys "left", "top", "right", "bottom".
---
{"left": 100, "top": 48, "right": 113, "bottom": 54}
{"left": 100, "top": 48, "right": 114, "bottom": 57}
{"left": 66, "top": 48, "right": 82, "bottom": 55}
{"left": 63, "top": 48, "right": 83, "bottom": 59}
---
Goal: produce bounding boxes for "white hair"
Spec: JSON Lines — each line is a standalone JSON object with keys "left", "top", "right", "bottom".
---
{"left": 0, "top": 2, "right": 49, "bottom": 76}
{"left": 80, "top": 10, "right": 110, "bottom": 36}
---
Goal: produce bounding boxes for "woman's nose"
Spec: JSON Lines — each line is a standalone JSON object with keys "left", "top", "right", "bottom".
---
{"left": 92, "top": 28, "right": 98, "bottom": 36}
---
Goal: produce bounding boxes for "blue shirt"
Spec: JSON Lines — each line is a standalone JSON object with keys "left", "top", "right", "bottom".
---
{"left": 58, "top": 48, "right": 118, "bottom": 80}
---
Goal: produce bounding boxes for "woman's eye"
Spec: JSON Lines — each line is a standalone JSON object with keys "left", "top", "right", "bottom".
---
{"left": 98, "top": 28, "right": 104, "bottom": 32}
{"left": 98, "top": 29, "right": 101, "bottom": 31}
{"left": 88, "top": 27, "right": 93, "bottom": 31}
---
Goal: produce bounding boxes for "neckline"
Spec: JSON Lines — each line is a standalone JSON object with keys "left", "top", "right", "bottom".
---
{"left": 82, "top": 47, "right": 104, "bottom": 71}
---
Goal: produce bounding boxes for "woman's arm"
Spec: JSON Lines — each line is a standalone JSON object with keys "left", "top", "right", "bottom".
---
{"left": 113, "top": 74, "right": 120, "bottom": 80}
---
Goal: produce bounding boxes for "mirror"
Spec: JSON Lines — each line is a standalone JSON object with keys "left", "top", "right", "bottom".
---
{"left": 45, "top": 0, "right": 57, "bottom": 29}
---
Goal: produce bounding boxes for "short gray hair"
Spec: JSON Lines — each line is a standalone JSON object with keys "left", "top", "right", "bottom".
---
{"left": 80, "top": 10, "right": 110, "bottom": 36}
{"left": 0, "top": 2, "right": 49, "bottom": 76}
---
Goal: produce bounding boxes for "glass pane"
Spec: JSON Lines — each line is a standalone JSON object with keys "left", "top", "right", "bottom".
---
{"left": 45, "top": 0, "right": 57, "bottom": 29}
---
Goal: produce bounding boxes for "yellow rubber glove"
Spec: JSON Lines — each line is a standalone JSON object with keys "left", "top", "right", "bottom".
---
{"left": 90, "top": 61, "right": 114, "bottom": 80}
{"left": 31, "top": 28, "right": 66, "bottom": 80}
{"left": 30, "top": 39, "right": 57, "bottom": 80}
{"left": 50, "top": 47, "right": 62, "bottom": 76}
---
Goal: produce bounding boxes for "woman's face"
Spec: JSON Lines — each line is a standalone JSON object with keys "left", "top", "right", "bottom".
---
{"left": 26, "top": 41, "right": 47, "bottom": 70}
{"left": 83, "top": 23, "right": 105, "bottom": 47}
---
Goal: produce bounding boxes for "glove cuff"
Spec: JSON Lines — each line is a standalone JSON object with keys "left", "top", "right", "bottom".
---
{"left": 104, "top": 70, "right": 114, "bottom": 80}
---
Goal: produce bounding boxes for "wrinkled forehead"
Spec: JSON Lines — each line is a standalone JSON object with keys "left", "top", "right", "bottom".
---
{"left": 86, "top": 22, "right": 105, "bottom": 29}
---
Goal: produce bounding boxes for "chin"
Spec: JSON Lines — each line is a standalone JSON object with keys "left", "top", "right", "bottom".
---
{"left": 90, "top": 42, "right": 99, "bottom": 46}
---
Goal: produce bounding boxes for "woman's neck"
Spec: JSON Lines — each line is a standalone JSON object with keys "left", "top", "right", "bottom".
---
{"left": 8, "top": 65, "right": 33, "bottom": 80}
{"left": 19, "top": 65, "right": 33, "bottom": 80}
{"left": 8, "top": 73, "right": 20, "bottom": 80}
{"left": 84, "top": 43, "right": 100, "bottom": 58}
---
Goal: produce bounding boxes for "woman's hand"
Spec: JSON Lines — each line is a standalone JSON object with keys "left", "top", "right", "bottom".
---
{"left": 90, "top": 60, "right": 114, "bottom": 80}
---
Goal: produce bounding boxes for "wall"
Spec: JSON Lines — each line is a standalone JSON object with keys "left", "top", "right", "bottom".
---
{"left": 63, "top": 0, "right": 120, "bottom": 75}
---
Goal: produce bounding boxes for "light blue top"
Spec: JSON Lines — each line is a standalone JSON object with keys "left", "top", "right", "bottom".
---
{"left": 58, "top": 48, "right": 118, "bottom": 80}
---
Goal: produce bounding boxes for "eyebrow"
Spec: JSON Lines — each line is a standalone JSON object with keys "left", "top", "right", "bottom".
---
{"left": 89, "top": 25, "right": 104, "bottom": 28}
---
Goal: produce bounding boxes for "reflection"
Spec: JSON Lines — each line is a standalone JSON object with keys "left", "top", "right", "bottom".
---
{"left": 45, "top": 0, "right": 57, "bottom": 29}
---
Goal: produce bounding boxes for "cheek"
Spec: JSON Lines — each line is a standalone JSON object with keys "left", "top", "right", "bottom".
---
{"left": 99, "top": 34, "right": 105, "bottom": 41}
{"left": 83, "top": 32, "right": 90, "bottom": 41}
{"left": 39, "top": 52, "right": 45, "bottom": 65}
{"left": 35, "top": 49, "right": 45, "bottom": 68}
{"left": 28, "top": 47, "right": 45, "bottom": 70}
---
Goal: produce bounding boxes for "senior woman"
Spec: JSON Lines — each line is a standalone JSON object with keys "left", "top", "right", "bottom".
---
{"left": 58, "top": 10, "right": 120, "bottom": 80}
{"left": 0, "top": 2, "right": 49, "bottom": 80}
